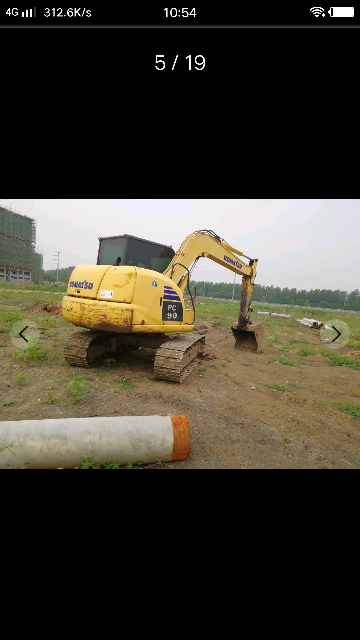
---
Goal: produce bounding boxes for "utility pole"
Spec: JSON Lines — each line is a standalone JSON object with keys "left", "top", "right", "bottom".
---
{"left": 54, "top": 252, "right": 60, "bottom": 283}
{"left": 231, "top": 273, "right": 236, "bottom": 302}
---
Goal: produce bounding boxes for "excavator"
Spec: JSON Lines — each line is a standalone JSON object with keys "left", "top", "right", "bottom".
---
{"left": 62, "top": 230, "right": 265, "bottom": 382}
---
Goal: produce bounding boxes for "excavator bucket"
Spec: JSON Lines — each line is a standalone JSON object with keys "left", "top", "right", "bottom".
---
{"left": 231, "top": 322, "right": 265, "bottom": 353}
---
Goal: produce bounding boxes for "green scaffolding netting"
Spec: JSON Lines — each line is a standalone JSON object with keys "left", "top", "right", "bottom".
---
{"left": 0, "top": 207, "right": 35, "bottom": 242}
{"left": 0, "top": 207, "right": 39, "bottom": 272}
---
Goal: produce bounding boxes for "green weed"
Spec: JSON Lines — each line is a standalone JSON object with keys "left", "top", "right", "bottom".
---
{"left": 284, "top": 436, "right": 291, "bottom": 443}
{"left": 42, "top": 316, "right": 57, "bottom": 327}
{"left": 126, "top": 462, "right": 133, "bottom": 469}
{"left": 103, "top": 357, "right": 116, "bottom": 369}
{"left": 322, "top": 351, "right": 360, "bottom": 370}
{"left": 267, "top": 333, "right": 280, "bottom": 345}
{"left": 16, "top": 374, "right": 28, "bottom": 386}
{"left": 211, "top": 363, "right": 220, "bottom": 371}
{"left": 269, "top": 356, "right": 296, "bottom": 367}
{"left": 66, "top": 377, "right": 88, "bottom": 404}
{"left": 6, "top": 350, "right": 19, "bottom": 358}
{"left": 47, "top": 392, "right": 55, "bottom": 405}
{"left": 4, "top": 399, "right": 16, "bottom": 406}
{"left": 347, "top": 340, "right": 360, "bottom": 348}
{"left": 297, "top": 346, "right": 318, "bottom": 356}
{"left": 332, "top": 403, "right": 360, "bottom": 421}
{"left": 113, "top": 378, "right": 138, "bottom": 391}
{"left": 74, "top": 458, "right": 101, "bottom": 469}
{"left": 21, "top": 345, "right": 49, "bottom": 362}
{"left": 267, "top": 384, "right": 293, "bottom": 392}
{"left": 103, "top": 461, "right": 120, "bottom": 469}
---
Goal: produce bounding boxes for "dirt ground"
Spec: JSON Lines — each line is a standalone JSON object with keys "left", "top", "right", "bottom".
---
{"left": 1, "top": 298, "right": 360, "bottom": 469}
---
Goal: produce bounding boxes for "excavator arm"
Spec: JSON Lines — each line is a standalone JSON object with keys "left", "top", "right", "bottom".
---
{"left": 163, "top": 230, "right": 259, "bottom": 330}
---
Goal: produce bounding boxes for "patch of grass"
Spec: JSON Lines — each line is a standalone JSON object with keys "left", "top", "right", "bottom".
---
{"left": 211, "top": 363, "right": 220, "bottom": 371}
{"left": 16, "top": 374, "right": 28, "bottom": 386}
{"left": 4, "top": 399, "right": 16, "bottom": 406}
{"left": 347, "top": 339, "right": 360, "bottom": 348}
{"left": 297, "top": 346, "right": 318, "bottom": 356}
{"left": 42, "top": 316, "right": 57, "bottom": 327}
{"left": 0, "top": 309, "right": 25, "bottom": 325}
{"left": 267, "top": 384, "right": 293, "bottom": 392}
{"left": 322, "top": 351, "right": 360, "bottom": 370}
{"left": 290, "top": 339, "right": 311, "bottom": 345}
{"left": 284, "top": 436, "right": 291, "bottom": 443}
{"left": 126, "top": 462, "right": 133, "bottom": 469}
{"left": 332, "top": 403, "right": 360, "bottom": 421}
{"left": 66, "top": 377, "right": 88, "bottom": 404}
{"left": 113, "top": 378, "right": 138, "bottom": 391}
{"left": 269, "top": 356, "right": 296, "bottom": 367}
{"left": 267, "top": 333, "right": 280, "bottom": 345}
{"left": 46, "top": 392, "right": 55, "bottom": 405}
{"left": 225, "top": 357, "right": 231, "bottom": 363}
{"left": 21, "top": 345, "right": 49, "bottom": 362}
{"left": 6, "top": 350, "right": 19, "bottom": 358}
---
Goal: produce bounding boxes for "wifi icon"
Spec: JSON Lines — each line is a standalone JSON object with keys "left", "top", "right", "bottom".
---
{"left": 310, "top": 7, "right": 325, "bottom": 16}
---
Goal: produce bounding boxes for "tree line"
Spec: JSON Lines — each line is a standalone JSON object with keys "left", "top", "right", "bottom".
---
{"left": 188, "top": 281, "right": 360, "bottom": 311}
{"left": 41, "top": 266, "right": 75, "bottom": 282}
{"left": 40, "top": 266, "right": 359, "bottom": 311}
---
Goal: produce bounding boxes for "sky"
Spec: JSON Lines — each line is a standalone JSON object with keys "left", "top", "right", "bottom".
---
{"left": 1, "top": 199, "right": 359, "bottom": 292}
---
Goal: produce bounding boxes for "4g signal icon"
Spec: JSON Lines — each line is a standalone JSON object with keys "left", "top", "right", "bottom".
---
{"left": 6, "top": 7, "right": 37, "bottom": 17}
{"left": 21, "top": 8, "right": 36, "bottom": 17}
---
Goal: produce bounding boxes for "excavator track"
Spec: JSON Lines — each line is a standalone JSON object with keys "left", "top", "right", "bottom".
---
{"left": 154, "top": 334, "right": 205, "bottom": 383}
{"left": 64, "top": 330, "right": 205, "bottom": 382}
{"left": 64, "top": 331, "right": 116, "bottom": 367}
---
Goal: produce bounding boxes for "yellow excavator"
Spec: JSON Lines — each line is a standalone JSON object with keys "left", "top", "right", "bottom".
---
{"left": 62, "top": 230, "right": 265, "bottom": 382}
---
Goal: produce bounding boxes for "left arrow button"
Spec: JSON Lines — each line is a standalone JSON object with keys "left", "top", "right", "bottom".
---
{"left": 19, "top": 326, "right": 29, "bottom": 342}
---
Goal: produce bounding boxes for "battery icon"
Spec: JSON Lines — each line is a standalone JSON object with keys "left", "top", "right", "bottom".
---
{"left": 328, "top": 7, "right": 354, "bottom": 16}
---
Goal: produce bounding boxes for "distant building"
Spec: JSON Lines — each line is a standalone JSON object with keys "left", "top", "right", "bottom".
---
{"left": 0, "top": 204, "right": 43, "bottom": 283}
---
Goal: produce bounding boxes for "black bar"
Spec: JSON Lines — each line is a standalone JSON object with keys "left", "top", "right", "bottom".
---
{"left": 1, "top": 3, "right": 359, "bottom": 26}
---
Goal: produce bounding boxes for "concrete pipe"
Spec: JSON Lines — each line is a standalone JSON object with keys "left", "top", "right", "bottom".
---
{"left": 0, "top": 415, "right": 191, "bottom": 469}
{"left": 270, "top": 313, "right": 292, "bottom": 319}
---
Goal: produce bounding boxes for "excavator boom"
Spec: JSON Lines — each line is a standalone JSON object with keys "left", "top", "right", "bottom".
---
{"left": 163, "top": 230, "right": 264, "bottom": 348}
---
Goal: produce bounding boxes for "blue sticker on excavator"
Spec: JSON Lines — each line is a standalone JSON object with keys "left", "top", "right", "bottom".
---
{"left": 163, "top": 285, "right": 181, "bottom": 302}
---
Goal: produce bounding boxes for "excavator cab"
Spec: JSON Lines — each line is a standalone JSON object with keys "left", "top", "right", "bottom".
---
{"left": 97, "top": 235, "right": 175, "bottom": 273}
